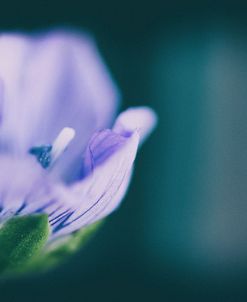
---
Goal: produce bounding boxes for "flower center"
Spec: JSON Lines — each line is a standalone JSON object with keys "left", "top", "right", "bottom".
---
{"left": 29, "top": 127, "right": 75, "bottom": 169}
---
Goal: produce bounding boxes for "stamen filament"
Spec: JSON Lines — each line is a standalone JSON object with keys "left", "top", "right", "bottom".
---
{"left": 29, "top": 127, "right": 76, "bottom": 169}
{"left": 51, "top": 127, "right": 76, "bottom": 164}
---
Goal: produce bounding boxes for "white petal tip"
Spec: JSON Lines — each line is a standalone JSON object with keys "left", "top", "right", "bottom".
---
{"left": 114, "top": 106, "right": 157, "bottom": 143}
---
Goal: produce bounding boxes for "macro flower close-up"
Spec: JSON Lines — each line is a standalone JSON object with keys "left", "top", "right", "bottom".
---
{"left": 2, "top": 1, "right": 247, "bottom": 301}
{"left": 0, "top": 30, "right": 156, "bottom": 276}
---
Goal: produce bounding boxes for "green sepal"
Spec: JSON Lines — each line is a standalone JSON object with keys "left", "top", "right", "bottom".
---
{"left": 25, "top": 220, "right": 104, "bottom": 273}
{"left": 0, "top": 214, "right": 50, "bottom": 277}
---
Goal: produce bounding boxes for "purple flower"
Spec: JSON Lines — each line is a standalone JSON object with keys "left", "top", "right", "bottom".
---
{"left": 0, "top": 30, "right": 157, "bottom": 242}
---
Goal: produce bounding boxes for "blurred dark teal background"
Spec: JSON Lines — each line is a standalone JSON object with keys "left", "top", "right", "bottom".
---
{"left": 1, "top": 1, "right": 247, "bottom": 301}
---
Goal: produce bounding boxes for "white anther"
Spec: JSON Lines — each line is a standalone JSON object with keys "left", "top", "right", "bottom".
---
{"left": 51, "top": 127, "right": 75, "bottom": 163}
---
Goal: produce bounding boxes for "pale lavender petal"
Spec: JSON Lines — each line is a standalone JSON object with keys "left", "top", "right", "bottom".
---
{"left": 113, "top": 107, "right": 157, "bottom": 143}
{"left": 49, "top": 130, "right": 139, "bottom": 238}
{"left": 0, "top": 80, "right": 3, "bottom": 125}
{"left": 0, "top": 31, "right": 120, "bottom": 179}
{"left": 0, "top": 155, "right": 50, "bottom": 223}
{"left": 91, "top": 167, "right": 133, "bottom": 221}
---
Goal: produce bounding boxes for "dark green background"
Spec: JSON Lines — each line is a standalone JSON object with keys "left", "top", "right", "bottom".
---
{"left": 1, "top": 1, "right": 247, "bottom": 301}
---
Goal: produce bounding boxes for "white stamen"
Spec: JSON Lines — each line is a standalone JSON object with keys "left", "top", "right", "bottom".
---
{"left": 51, "top": 127, "right": 76, "bottom": 163}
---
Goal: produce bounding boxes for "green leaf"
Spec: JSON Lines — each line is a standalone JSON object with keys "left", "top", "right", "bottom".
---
{"left": 26, "top": 220, "right": 104, "bottom": 273}
{"left": 0, "top": 214, "right": 49, "bottom": 276}
{"left": 0, "top": 215, "right": 103, "bottom": 277}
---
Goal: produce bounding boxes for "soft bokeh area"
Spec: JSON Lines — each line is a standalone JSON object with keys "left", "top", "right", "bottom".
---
{"left": 1, "top": 1, "right": 247, "bottom": 301}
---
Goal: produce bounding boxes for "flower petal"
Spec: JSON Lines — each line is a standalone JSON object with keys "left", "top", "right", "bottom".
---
{"left": 0, "top": 155, "right": 50, "bottom": 223}
{"left": 48, "top": 130, "right": 139, "bottom": 238}
{"left": 0, "top": 30, "right": 120, "bottom": 179}
{"left": 46, "top": 107, "right": 156, "bottom": 238}
{"left": 0, "top": 80, "right": 3, "bottom": 126}
{"left": 113, "top": 106, "right": 157, "bottom": 143}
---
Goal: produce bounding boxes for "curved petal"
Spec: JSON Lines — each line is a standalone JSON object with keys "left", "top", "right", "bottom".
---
{"left": 48, "top": 130, "right": 139, "bottom": 238}
{"left": 46, "top": 107, "right": 157, "bottom": 238}
{"left": 0, "top": 30, "right": 120, "bottom": 178}
{"left": 113, "top": 106, "right": 157, "bottom": 144}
